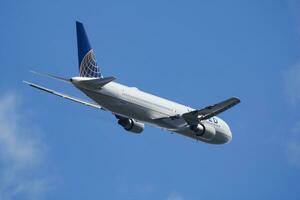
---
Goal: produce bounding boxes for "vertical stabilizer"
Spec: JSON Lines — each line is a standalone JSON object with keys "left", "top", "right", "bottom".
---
{"left": 76, "top": 21, "right": 101, "bottom": 78}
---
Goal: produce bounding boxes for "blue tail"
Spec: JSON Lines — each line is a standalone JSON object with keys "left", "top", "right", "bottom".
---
{"left": 76, "top": 21, "right": 101, "bottom": 78}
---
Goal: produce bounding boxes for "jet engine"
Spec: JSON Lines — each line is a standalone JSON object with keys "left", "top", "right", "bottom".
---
{"left": 117, "top": 118, "right": 144, "bottom": 134}
{"left": 190, "top": 123, "right": 216, "bottom": 140}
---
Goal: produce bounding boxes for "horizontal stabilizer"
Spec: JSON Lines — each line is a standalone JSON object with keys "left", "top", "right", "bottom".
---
{"left": 72, "top": 76, "right": 116, "bottom": 90}
{"left": 30, "top": 70, "right": 71, "bottom": 83}
{"left": 23, "top": 81, "right": 102, "bottom": 109}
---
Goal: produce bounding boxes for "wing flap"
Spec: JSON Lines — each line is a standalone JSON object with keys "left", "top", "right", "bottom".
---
{"left": 23, "top": 81, "right": 102, "bottom": 109}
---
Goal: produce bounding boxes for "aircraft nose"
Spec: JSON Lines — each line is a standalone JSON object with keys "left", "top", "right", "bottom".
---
{"left": 222, "top": 121, "right": 232, "bottom": 144}
{"left": 210, "top": 131, "right": 232, "bottom": 144}
{"left": 224, "top": 131, "right": 232, "bottom": 143}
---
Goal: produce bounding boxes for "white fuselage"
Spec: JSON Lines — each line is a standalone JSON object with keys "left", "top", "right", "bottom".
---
{"left": 72, "top": 78, "right": 232, "bottom": 144}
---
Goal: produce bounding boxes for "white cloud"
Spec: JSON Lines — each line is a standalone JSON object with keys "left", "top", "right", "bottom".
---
{"left": 283, "top": 1, "right": 300, "bottom": 169}
{"left": 286, "top": 140, "right": 300, "bottom": 168}
{"left": 285, "top": 122, "right": 300, "bottom": 168}
{"left": 283, "top": 63, "right": 300, "bottom": 105}
{"left": 283, "top": 64, "right": 300, "bottom": 168}
{"left": 283, "top": 63, "right": 300, "bottom": 169}
{"left": 167, "top": 192, "right": 184, "bottom": 200}
{"left": 0, "top": 93, "right": 52, "bottom": 200}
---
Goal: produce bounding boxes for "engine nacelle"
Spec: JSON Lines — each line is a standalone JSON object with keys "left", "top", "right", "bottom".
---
{"left": 118, "top": 118, "right": 144, "bottom": 134}
{"left": 190, "top": 123, "right": 216, "bottom": 140}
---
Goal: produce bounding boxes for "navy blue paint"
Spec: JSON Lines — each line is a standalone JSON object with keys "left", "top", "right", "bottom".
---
{"left": 76, "top": 21, "right": 92, "bottom": 68}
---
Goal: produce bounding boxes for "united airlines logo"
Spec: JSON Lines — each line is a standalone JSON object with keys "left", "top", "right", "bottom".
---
{"left": 79, "top": 50, "right": 101, "bottom": 77}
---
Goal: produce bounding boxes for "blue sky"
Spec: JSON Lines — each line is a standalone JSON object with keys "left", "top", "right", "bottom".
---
{"left": 0, "top": 0, "right": 300, "bottom": 199}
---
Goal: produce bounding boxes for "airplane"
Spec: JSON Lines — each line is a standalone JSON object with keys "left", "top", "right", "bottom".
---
{"left": 24, "top": 21, "right": 240, "bottom": 145}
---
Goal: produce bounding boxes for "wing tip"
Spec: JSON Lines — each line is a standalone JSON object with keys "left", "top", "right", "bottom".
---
{"left": 23, "top": 80, "right": 32, "bottom": 85}
{"left": 228, "top": 97, "right": 241, "bottom": 104}
{"left": 231, "top": 97, "right": 241, "bottom": 104}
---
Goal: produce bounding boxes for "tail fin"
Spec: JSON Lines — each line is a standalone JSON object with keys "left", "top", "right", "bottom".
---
{"left": 76, "top": 21, "right": 102, "bottom": 78}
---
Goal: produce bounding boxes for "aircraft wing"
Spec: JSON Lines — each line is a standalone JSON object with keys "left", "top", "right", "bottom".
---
{"left": 23, "top": 81, "right": 102, "bottom": 109}
{"left": 182, "top": 97, "right": 240, "bottom": 125}
{"left": 156, "top": 97, "right": 240, "bottom": 126}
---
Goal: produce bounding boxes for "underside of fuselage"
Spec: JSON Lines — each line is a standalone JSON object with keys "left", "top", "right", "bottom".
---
{"left": 78, "top": 86, "right": 169, "bottom": 124}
